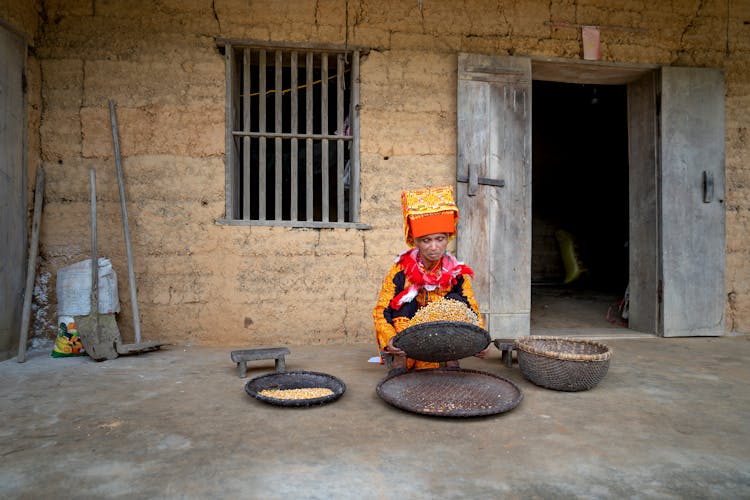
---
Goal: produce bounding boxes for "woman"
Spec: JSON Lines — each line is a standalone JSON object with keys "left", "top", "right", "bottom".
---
{"left": 372, "top": 185, "right": 488, "bottom": 373}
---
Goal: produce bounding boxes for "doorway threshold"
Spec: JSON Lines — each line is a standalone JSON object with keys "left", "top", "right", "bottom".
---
{"left": 530, "top": 328, "right": 656, "bottom": 340}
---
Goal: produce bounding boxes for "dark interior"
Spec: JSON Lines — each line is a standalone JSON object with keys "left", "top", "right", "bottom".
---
{"left": 531, "top": 80, "right": 630, "bottom": 328}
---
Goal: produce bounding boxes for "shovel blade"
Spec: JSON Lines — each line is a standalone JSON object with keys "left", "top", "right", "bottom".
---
{"left": 74, "top": 313, "right": 120, "bottom": 361}
{"left": 115, "top": 340, "right": 163, "bottom": 355}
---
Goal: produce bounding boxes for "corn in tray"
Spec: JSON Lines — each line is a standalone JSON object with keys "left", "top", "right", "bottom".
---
{"left": 407, "top": 298, "right": 480, "bottom": 327}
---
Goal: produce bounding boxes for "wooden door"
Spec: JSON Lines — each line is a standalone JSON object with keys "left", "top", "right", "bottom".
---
{"left": 456, "top": 53, "right": 532, "bottom": 340}
{"left": 0, "top": 23, "right": 27, "bottom": 359}
{"left": 627, "top": 72, "right": 660, "bottom": 334}
{"left": 659, "top": 67, "right": 726, "bottom": 336}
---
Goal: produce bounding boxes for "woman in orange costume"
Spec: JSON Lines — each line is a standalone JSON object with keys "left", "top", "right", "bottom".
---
{"left": 372, "top": 185, "right": 488, "bottom": 373}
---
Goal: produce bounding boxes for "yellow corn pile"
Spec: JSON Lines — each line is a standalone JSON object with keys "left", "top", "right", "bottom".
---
{"left": 259, "top": 387, "right": 334, "bottom": 400}
{"left": 407, "top": 298, "right": 480, "bottom": 327}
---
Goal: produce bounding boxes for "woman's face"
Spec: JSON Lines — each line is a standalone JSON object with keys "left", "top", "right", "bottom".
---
{"left": 415, "top": 233, "right": 450, "bottom": 267}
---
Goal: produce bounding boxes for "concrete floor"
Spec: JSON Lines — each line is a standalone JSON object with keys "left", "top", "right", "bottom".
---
{"left": 2, "top": 335, "right": 749, "bottom": 499}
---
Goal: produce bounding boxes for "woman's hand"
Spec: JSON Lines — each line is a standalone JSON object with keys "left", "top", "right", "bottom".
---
{"left": 385, "top": 337, "right": 406, "bottom": 356}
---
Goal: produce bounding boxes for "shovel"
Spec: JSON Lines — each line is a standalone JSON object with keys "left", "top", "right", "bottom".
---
{"left": 109, "top": 100, "right": 163, "bottom": 355}
{"left": 75, "top": 167, "right": 120, "bottom": 361}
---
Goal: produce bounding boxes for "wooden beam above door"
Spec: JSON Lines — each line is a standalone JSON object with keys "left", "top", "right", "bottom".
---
{"left": 531, "top": 57, "right": 658, "bottom": 85}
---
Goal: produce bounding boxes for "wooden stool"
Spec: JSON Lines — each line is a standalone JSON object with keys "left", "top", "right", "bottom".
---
{"left": 493, "top": 339, "right": 517, "bottom": 368}
{"left": 231, "top": 347, "right": 290, "bottom": 378}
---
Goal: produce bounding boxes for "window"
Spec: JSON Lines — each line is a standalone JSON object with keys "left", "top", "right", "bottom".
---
{"left": 220, "top": 41, "right": 366, "bottom": 228}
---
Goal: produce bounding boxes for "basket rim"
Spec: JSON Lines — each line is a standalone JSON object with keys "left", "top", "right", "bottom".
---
{"left": 515, "top": 335, "right": 613, "bottom": 362}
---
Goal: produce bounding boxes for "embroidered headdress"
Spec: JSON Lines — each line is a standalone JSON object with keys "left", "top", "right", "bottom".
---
{"left": 401, "top": 185, "right": 459, "bottom": 247}
{"left": 390, "top": 186, "right": 471, "bottom": 310}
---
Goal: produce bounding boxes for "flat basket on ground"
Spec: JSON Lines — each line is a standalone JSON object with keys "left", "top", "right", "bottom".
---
{"left": 376, "top": 368, "right": 523, "bottom": 418}
{"left": 515, "top": 336, "right": 612, "bottom": 392}
{"left": 244, "top": 370, "right": 346, "bottom": 407}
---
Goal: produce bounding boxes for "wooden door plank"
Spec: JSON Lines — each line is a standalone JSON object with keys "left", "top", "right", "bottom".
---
{"left": 660, "top": 67, "right": 726, "bottom": 336}
{"left": 457, "top": 54, "right": 532, "bottom": 339}
{"left": 627, "top": 71, "right": 660, "bottom": 334}
{"left": 0, "top": 24, "right": 27, "bottom": 359}
{"left": 224, "top": 44, "right": 235, "bottom": 218}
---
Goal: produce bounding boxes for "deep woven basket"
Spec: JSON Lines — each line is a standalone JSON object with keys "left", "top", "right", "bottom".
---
{"left": 515, "top": 336, "right": 612, "bottom": 392}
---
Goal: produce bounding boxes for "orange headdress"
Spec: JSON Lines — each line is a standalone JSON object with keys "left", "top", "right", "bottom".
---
{"left": 401, "top": 185, "right": 459, "bottom": 247}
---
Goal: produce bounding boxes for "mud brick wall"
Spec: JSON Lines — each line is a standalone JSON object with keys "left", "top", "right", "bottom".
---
{"left": 5, "top": 0, "right": 749, "bottom": 345}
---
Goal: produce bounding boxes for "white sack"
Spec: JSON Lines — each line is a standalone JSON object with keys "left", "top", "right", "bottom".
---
{"left": 56, "top": 258, "right": 121, "bottom": 315}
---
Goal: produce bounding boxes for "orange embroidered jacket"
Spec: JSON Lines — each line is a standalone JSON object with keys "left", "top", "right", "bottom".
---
{"left": 372, "top": 255, "right": 483, "bottom": 368}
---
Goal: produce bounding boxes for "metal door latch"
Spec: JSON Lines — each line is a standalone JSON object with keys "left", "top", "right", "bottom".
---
{"left": 702, "top": 170, "right": 713, "bottom": 203}
{"left": 457, "top": 163, "right": 505, "bottom": 196}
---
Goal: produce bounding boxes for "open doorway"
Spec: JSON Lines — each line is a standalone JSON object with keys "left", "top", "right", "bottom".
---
{"left": 458, "top": 55, "right": 724, "bottom": 338}
{"left": 531, "top": 80, "right": 630, "bottom": 331}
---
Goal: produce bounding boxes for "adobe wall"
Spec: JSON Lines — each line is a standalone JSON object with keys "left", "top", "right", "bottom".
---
{"left": 23, "top": 0, "right": 750, "bottom": 346}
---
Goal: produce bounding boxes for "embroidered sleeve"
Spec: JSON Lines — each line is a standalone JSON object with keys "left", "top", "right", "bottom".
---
{"left": 462, "top": 275, "right": 485, "bottom": 329}
{"left": 373, "top": 264, "right": 402, "bottom": 350}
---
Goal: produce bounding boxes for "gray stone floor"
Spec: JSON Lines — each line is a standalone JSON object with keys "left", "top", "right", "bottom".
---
{"left": 1, "top": 335, "right": 749, "bottom": 499}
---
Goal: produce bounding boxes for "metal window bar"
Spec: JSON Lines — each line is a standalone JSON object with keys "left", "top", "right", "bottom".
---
{"left": 321, "top": 53, "right": 329, "bottom": 223}
{"left": 227, "top": 45, "right": 362, "bottom": 227}
{"left": 336, "top": 53, "right": 345, "bottom": 222}
{"left": 306, "top": 52, "right": 314, "bottom": 222}
{"left": 350, "top": 50, "right": 361, "bottom": 222}
{"left": 258, "top": 49, "right": 267, "bottom": 220}
{"left": 274, "top": 50, "right": 283, "bottom": 221}
{"left": 242, "top": 48, "right": 251, "bottom": 220}
{"left": 290, "top": 51, "right": 298, "bottom": 221}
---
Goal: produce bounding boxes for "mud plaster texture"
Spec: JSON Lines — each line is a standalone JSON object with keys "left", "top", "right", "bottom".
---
{"left": 2, "top": 0, "right": 750, "bottom": 347}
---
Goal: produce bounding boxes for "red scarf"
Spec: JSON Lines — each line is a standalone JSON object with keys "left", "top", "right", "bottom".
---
{"left": 390, "top": 248, "right": 474, "bottom": 310}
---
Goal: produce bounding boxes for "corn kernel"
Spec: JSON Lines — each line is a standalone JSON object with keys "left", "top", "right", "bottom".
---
{"left": 258, "top": 387, "right": 334, "bottom": 400}
{"left": 407, "top": 298, "right": 480, "bottom": 327}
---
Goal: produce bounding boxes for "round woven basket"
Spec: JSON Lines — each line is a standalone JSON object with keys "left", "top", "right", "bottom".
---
{"left": 392, "top": 321, "right": 490, "bottom": 362}
{"left": 376, "top": 368, "right": 523, "bottom": 418}
{"left": 515, "top": 336, "right": 612, "bottom": 392}
{"left": 245, "top": 370, "right": 346, "bottom": 407}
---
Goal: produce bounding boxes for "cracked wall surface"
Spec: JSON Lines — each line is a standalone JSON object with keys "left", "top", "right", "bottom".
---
{"left": 3, "top": 0, "right": 749, "bottom": 346}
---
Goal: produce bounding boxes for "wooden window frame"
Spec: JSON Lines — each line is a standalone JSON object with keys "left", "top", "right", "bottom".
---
{"left": 217, "top": 39, "right": 369, "bottom": 229}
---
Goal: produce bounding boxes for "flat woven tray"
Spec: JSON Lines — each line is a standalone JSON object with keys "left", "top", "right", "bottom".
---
{"left": 376, "top": 368, "right": 523, "bottom": 417}
{"left": 392, "top": 321, "right": 491, "bottom": 362}
{"left": 245, "top": 370, "right": 346, "bottom": 407}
